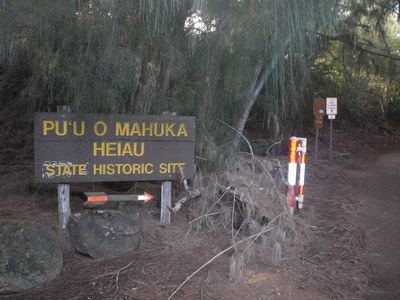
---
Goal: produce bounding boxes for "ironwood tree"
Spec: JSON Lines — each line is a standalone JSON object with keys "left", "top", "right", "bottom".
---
{"left": 0, "top": 0, "right": 399, "bottom": 160}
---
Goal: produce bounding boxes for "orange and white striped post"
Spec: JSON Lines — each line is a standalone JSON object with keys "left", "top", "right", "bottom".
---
{"left": 287, "top": 137, "right": 307, "bottom": 213}
{"left": 296, "top": 138, "right": 307, "bottom": 209}
{"left": 287, "top": 137, "right": 299, "bottom": 214}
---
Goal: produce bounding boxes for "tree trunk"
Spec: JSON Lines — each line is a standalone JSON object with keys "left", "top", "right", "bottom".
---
{"left": 134, "top": 60, "right": 160, "bottom": 115}
{"left": 232, "top": 62, "right": 263, "bottom": 150}
{"left": 161, "top": 56, "right": 173, "bottom": 97}
{"left": 232, "top": 37, "right": 290, "bottom": 151}
{"left": 232, "top": 57, "right": 279, "bottom": 150}
{"left": 398, "top": 0, "right": 400, "bottom": 22}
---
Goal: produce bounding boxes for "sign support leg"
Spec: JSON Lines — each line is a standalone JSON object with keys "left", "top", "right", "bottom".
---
{"left": 329, "top": 119, "right": 333, "bottom": 160}
{"left": 315, "top": 127, "right": 319, "bottom": 159}
{"left": 161, "top": 181, "right": 172, "bottom": 224}
{"left": 57, "top": 105, "right": 71, "bottom": 230}
{"left": 58, "top": 184, "right": 71, "bottom": 229}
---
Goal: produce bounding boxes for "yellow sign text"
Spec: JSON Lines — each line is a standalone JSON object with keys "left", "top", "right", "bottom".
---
{"left": 93, "top": 163, "right": 154, "bottom": 175}
{"left": 115, "top": 122, "right": 188, "bottom": 137}
{"left": 46, "top": 163, "right": 87, "bottom": 177}
{"left": 43, "top": 120, "right": 85, "bottom": 136}
{"left": 93, "top": 141, "right": 145, "bottom": 157}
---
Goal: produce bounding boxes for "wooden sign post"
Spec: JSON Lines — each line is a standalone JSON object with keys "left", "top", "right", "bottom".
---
{"left": 34, "top": 112, "right": 196, "bottom": 227}
{"left": 313, "top": 98, "right": 325, "bottom": 159}
{"left": 161, "top": 181, "right": 172, "bottom": 224}
{"left": 56, "top": 106, "right": 71, "bottom": 230}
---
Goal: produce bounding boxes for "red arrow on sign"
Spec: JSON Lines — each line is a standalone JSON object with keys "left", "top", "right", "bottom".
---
{"left": 138, "top": 192, "right": 155, "bottom": 202}
{"left": 84, "top": 192, "right": 155, "bottom": 206}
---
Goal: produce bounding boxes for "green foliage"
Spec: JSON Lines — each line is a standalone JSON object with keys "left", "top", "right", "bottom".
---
{"left": 183, "top": 0, "right": 337, "bottom": 156}
{"left": 3, "top": 0, "right": 399, "bottom": 161}
{"left": 309, "top": 0, "right": 400, "bottom": 124}
{"left": 0, "top": 0, "right": 188, "bottom": 114}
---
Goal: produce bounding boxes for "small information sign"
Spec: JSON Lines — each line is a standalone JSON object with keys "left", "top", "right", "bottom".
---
{"left": 326, "top": 97, "right": 337, "bottom": 160}
{"left": 326, "top": 97, "right": 337, "bottom": 115}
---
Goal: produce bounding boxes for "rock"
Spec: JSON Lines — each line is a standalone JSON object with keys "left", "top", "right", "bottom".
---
{"left": 118, "top": 202, "right": 142, "bottom": 216}
{"left": 0, "top": 220, "right": 63, "bottom": 294}
{"left": 68, "top": 210, "right": 143, "bottom": 258}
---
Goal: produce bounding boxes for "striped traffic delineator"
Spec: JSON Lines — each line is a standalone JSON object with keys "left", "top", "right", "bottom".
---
{"left": 286, "top": 136, "right": 307, "bottom": 213}
{"left": 297, "top": 138, "right": 307, "bottom": 209}
{"left": 287, "top": 137, "right": 299, "bottom": 214}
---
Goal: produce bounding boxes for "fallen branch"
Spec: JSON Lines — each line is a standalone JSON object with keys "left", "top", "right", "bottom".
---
{"left": 168, "top": 214, "right": 281, "bottom": 299}
{"left": 217, "top": 119, "right": 254, "bottom": 158}
{"left": 188, "top": 212, "right": 223, "bottom": 224}
{"left": 93, "top": 261, "right": 134, "bottom": 281}
{"left": 169, "top": 166, "right": 201, "bottom": 213}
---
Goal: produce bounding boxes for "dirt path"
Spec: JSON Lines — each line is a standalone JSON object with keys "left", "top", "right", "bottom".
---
{"left": 346, "top": 152, "right": 400, "bottom": 299}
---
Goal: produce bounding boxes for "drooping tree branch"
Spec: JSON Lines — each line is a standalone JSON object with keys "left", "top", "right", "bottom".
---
{"left": 319, "top": 33, "right": 400, "bottom": 61}
{"left": 355, "top": 43, "right": 400, "bottom": 61}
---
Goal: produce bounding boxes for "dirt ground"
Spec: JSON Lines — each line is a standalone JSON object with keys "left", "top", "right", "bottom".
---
{"left": 1, "top": 74, "right": 400, "bottom": 299}
{"left": 0, "top": 126, "right": 398, "bottom": 299}
{"left": 347, "top": 152, "right": 400, "bottom": 299}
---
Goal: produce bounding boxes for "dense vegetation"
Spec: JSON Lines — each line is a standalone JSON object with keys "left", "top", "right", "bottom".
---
{"left": 1, "top": 0, "right": 399, "bottom": 160}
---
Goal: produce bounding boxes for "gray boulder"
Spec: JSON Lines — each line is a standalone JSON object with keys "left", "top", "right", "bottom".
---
{"left": 0, "top": 220, "right": 63, "bottom": 294}
{"left": 68, "top": 210, "right": 143, "bottom": 258}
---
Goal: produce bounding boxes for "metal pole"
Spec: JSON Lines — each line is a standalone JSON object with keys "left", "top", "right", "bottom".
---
{"left": 315, "top": 127, "right": 319, "bottom": 159}
{"left": 329, "top": 118, "right": 333, "bottom": 160}
{"left": 161, "top": 181, "right": 172, "bottom": 224}
{"left": 57, "top": 105, "right": 71, "bottom": 229}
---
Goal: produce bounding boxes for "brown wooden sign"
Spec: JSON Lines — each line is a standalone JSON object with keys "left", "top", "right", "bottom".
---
{"left": 313, "top": 98, "right": 326, "bottom": 117}
{"left": 34, "top": 113, "right": 196, "bottom": 183}
{"left": 314, "top": 116, "right": 323, "bottom": 128}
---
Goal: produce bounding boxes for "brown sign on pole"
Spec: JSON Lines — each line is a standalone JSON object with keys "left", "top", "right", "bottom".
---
{"left": 314, "top": 116, "right": 323, "bottom": 128}
{"left": 34, "top": 113, "right": 196, "bottom": 183}
{"left": 313, "top": 98, "right": 326, "bottom": 117}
